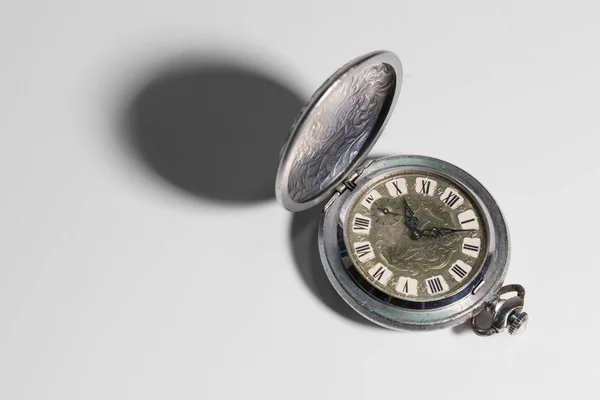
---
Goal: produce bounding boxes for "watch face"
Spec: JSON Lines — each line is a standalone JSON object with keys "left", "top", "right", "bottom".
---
{"left": 343, "top": 169, "right": 488, "bottom": 303}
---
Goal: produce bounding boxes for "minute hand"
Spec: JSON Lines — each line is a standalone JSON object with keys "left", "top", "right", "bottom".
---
{"left": 420, "top": 227, "right": 472, "bottom": 238}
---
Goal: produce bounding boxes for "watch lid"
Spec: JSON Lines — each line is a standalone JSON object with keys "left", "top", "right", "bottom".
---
{"left": 275, "top": 50, "right": 403, "bottom": 212}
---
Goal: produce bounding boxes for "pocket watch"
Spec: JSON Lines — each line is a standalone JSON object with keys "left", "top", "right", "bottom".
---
{"left": 276, "top": 51, "right": 528, "bottom": 335}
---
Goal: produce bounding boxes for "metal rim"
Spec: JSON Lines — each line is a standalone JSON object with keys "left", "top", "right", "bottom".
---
{"left": 275, "top": 51, "right": 403, "bottom": 212}
{"left": 318, "top": 155, "right": 510, "bottom": 330}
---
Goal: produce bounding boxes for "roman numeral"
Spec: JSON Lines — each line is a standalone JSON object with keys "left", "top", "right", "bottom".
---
{"left": 354, "top": 242, "right": 375, "bottom": 262}
{"left": 415, "top": 178, "right": 437, "bottom": 197}
{"left": 420, "top": 181, "right": 431, "bottom": 194}
{"left": 355, "top": 244, "right": 371, "bottom": 258}
{"left": 458, "top": 210, "right": 479, "bottom": 230}
{"left": 368, "top": 263, "right": 393, "bottom": 285}
{"left": 440, "top": 187, "right": 464, "bottom": 209}
{"left": 354, "top": 217, "right": 370, "bottom": 229}
{"left": 463, "top": 244, "right": 479, "bottom": 252}
{"left": 352, "top": 214, "right": 371, "bottom": 233}
{"left": 395, "top": 276, "right": 418, "bottom": 296}
{"left": 385, "top": 178, "right": 407, "bottom": 197}
{"left": 393, "top": 182, "right": 403, "bottom": 194}
{"left": 361, "top": 190, "right": 382, "bottom": 208}
{"left": 462, "top": 238, "right": 481, "bottom": 257}
{"left": 372, "top": 266, "right": 386, "bottom": 281}
{"left": 443, "top": 192, "right": 459, "bottom": 207}
{"left": 451, "top": 264, "right": 468, "bottom": 279}
{"left": 425, "top": 276, "right": 448, "bottom": 295}
{"left": 449, "top": 260, "right": 473, "bottom": 282}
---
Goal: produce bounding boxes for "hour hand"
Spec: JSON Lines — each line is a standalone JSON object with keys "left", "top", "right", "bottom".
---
{"left": 402, "top": 199, "right": 419, "bottom": 230}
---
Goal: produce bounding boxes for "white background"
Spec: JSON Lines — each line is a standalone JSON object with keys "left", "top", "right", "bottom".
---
{"left": 1, "top": 1, "right": 599, "bottom": 399}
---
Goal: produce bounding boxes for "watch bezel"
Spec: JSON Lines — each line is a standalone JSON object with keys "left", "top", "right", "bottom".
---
{"left": 318, "top": 155, "right": 510, "bottom": 330}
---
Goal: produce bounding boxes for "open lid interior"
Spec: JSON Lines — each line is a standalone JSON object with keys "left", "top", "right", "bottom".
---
{"left": 275, "top": 51, "right": 403, "bottom": 212}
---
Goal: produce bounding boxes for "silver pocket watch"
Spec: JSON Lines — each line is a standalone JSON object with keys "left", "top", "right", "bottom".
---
{"left": 275, "top": 51, "right": 528, "bottom": 336}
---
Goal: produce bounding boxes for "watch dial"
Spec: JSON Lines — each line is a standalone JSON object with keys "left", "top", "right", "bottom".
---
{"left": 343, "top": 170, "right": 488, "bottom": 302}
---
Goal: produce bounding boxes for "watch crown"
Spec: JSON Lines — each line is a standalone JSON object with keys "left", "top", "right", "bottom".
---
{"left": 508, "top": 311, "right": 529, "bottom": 335}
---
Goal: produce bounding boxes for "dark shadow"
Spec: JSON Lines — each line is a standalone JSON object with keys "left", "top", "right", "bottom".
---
{"left": 291, "top": 205, "right": 383, "bottom": 329}
{"left": 121, "top": 56, "right": 385, "bottom": 327}
{"left": 123, "top": 59, "right": 304, "bottom": 203}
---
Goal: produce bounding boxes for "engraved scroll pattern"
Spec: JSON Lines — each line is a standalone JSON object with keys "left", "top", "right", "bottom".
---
{"left": 376, "top": 198, "right": 460, "bottom": 276}
{"left": 287, "top": 64, "right": 394, "bottom": 203}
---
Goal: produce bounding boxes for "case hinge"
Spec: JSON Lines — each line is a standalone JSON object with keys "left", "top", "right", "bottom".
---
{"left": 336, "top": 170, "right": 361, "bottom": 194}
{"left": 324, "top": 160, "right": 374, "bottom": 212}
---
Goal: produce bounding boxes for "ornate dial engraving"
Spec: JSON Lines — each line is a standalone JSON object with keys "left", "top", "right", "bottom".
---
{"left": 343, "top": 170, "right": 488, "bottom": 301}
